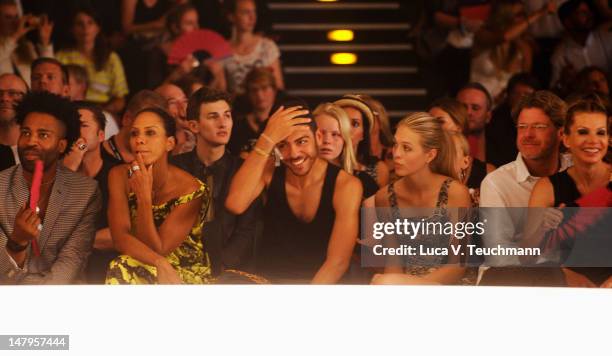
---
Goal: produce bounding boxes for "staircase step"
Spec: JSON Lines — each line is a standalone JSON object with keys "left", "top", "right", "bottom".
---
{"left": 279, "top": 43, "right": 412, "bottom": 52}
{"left": 285, "top": 72, "right": 419, "bottom": 89}
{"left": 285, "top": 66, "right": 417, "bottom": 74}
{"left": 269, "top": 2, "right": 400, "bottom": 10}
{"left": 281, "top": 51, "right": 418, "bottom": 66}
{"left": 277, "top": 30, "right": 411, "bottom": 44}
{"left": 273, "top": 23, "right": 411, "bottom": 31}
{"left": 288, "top": 88, "right": 426, "bottom": 97}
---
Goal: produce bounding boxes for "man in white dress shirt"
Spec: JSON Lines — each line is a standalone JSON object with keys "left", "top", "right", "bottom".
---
{"left": 479, "top": 90, "right": 570, "bottom": 285}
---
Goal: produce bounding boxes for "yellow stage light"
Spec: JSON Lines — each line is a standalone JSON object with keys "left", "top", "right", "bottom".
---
{"left": 327, "top": 29, "right": 354, "bottom": 42}
{"left": 331, "top": 53, "right": 357, "bottom": 65}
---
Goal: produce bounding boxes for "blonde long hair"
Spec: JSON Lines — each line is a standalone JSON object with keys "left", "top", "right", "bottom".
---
{"left": 313, "top": 102, "right": 359, "bottom": 174}
{"left": 396, "top": 112, "right": 459, "bottom": 179}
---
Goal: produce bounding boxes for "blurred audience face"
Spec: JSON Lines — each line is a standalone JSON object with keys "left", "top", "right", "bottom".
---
{"left": 392, "top": 126, "right": 434, "bottom": 177}
{"left": 342, "top": 106, "right": 364, "bottom": 151}
{"left": 569, "top": 2, "right": 594, "bottom": 32}
{"left": 77, "top": 108, "right": 104, "bottom": 153}
{"left": 18, "top": 112, "right": 67, "bottom": 172}
{"left": 508, "top": 83, "right": 535, "bottom": 110}
{"left": 247, "top": 81, "right": 276, "bottom": 114}
{"left": 0, "top": 74, "right": 26, "bottom": 124}
{"left": 586, "top": 70, "right": 610, "bottom": 96}
{"left": 72, "top": 12, "right": 99, "bottom": 46}
{"left": 179, "top": 9, "right": 199, "bottom": 35}
{"left": 231, "top": 0, "right": 257, "bottom": 33}
{"left": 516, "top": 107, "right": 562, "bottom": 161}
{"left": 156, "top": 84, "right": 188, "bottom": 123}
{"left": 129, "top": 112, "right": 174, "bottom": 166}
{"left": 315, "top": 113, "right": 344, "bottom": 163}
{"left": 429, "top": 106, "right": 461, "bottom": 133}
{"left": 457, "top": 88, "right": 491, "bottom": 134}
{"left": 31, "top": 62, "right": 68, "bottom": 96}
{"left": 563, "top": 112, "right": 608, "bottom": 165}
{"left": 276, "top": 126, "right": 318, "bottom": 177}
{"left": 0, "top": 3, "right": 18, "bottom": 36}
{"left": 190, "top": 99, "right": 232, "bottom": 147}
{"left": 68, "top": 76, "right": 87, "bottom": 101}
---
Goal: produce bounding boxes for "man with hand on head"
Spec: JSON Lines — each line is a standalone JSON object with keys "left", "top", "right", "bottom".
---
{"left": 225, "top": 99, "right": 362, "bottom": 284}
{"left": 0, "top": 91, "right": 101, "bottom": 284}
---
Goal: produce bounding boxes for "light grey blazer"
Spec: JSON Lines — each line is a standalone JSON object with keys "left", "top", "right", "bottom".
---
{"left": 0, "top": 164, "right": 101, "bottom": 284}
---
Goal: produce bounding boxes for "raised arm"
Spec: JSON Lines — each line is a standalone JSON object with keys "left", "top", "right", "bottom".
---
{"left": 108, "top": 165, "right": 187, "bottom": 283}
{"left": 475, "top": 1, "right": 557, "bottom": 47}
{"left": 108, "top": 164, "right": 165, "bottom": 265}
{"left": 225, "top": 106, "right": 310, "bottom": 214}
{"left": 520, "top": 177, "right": 559, "bottom": 263}
{"left": 128, "top": 155, "right": 205, "bottom": 255}
{"left": 311, "top": 172, "right": 362, "bottom": 284}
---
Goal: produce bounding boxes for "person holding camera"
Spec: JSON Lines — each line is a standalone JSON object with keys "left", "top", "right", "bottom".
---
{"left": 0, "top": 0, "right": 54, "bottom": 87}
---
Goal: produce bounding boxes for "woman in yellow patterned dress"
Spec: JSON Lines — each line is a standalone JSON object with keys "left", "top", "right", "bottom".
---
{"left": 105, "top": 107, "right": 213, "bottom": 284}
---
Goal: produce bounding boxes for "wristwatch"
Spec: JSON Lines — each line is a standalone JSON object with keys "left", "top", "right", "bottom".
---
{"left": 5, "top": 237, "right": 28, "bottom": 252}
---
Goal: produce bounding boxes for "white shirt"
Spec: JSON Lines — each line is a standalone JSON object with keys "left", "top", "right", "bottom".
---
{"left": 550, "top": 30, "right": 612, "bottom": 87}
{"left": 103, "top": 111, "right": 119, "bottom": 140}
{"left": 10, "top": 145, "right": 19, "bottom": 165}
{"left": 525, "top": 0, "right": 568, "bottom": 39}
{"left": 479, "top": 153, "right": 571, "bottom": 266}
{"left": 470, "top": 49, "right": 523, "bottom": 98}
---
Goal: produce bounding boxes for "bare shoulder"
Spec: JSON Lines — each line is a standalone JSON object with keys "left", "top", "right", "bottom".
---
{"left": 109, "top": 164, "right": 129, "bottom": 182}
{"left": 334, "top": 169, "right": 363, "bottom": 206}
{"left": 336, "top": 169, "right": 362, "bottom": 191}
{"left": 373, "top": 184, "right": 391, "bottom": 208}
{"left": 447, "top": 179, "right": 471, "bottom": 208}
{"left": 529, "top": 177, "right": 554, "bottom": 207}
{"left": 170, "top": 166, "right": 202, "bottom": 196}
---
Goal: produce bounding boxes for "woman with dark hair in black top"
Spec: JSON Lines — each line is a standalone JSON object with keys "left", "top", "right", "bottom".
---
{"left": 525, "top": 95, "right": 611, "bottom": 287}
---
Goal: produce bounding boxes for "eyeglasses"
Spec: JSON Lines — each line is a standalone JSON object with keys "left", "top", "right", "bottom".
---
{"left": 516, "top": 123, "right": 550, "bottom": 131}
{"left": 0, "top": 89, "right": 25, "bottom": 99}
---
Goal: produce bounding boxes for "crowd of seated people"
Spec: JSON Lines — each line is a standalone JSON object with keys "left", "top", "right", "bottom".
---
{"left": 0, "top": 0, "right": 610, "bottom": 286}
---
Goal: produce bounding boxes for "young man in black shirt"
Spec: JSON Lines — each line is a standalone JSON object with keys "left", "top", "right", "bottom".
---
{"left": 171, "top": 87, "right": 259, "bottom": 274}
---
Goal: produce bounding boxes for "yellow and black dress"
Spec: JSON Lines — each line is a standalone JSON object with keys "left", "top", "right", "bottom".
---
{"left": 105, "top": 182, "right": 213, "bottom": 284}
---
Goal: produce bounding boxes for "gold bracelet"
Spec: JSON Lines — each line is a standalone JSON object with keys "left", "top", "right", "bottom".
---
{"left": 252, "top": 146, "right": 270, "bottom": 158}
{"left": 260, "top": 132, "right": 275, "bottom": 145}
